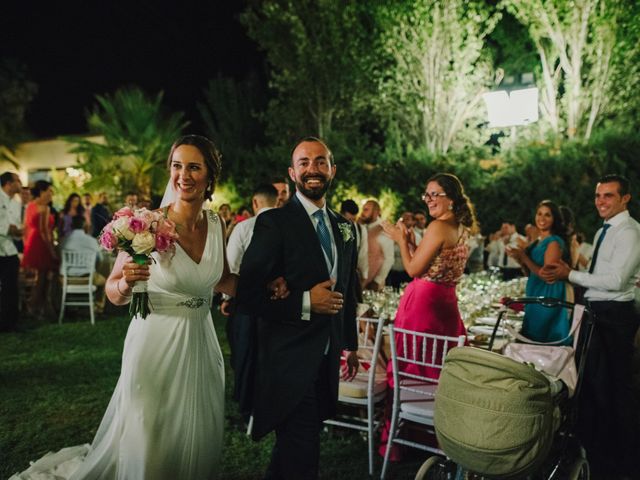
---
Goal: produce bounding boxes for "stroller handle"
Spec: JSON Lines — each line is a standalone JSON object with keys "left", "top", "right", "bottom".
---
{"left": 487, "top": 296, "right": 592, "bottom": 351}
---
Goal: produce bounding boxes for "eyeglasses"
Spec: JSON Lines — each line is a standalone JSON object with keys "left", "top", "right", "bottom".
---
{"left": 422, "top": 191, "right": 447, "bottom": 201}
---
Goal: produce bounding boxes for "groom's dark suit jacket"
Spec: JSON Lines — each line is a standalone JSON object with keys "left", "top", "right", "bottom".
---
{"left": 236, "top": 194, "right": 359, "bottom": 440}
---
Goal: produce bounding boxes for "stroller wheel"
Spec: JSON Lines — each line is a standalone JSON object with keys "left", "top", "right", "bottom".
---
{"left": 568, "top": 457, "right": 589, "bottom": 480}
{"left": 415, "top": 455, "right": 450, "bottom": 480}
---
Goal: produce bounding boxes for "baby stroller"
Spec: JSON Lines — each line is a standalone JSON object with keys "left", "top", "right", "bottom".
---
{"left": 418, "top": 297, "right": 594, "bottom": 480}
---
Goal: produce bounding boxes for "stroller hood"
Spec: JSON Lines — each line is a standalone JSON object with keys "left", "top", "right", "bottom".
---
{"left": 434, "top": 347, "right": 560, "bottom": 479}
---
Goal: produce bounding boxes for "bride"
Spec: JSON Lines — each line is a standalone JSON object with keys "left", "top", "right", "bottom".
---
{"left": 13, "top": 135, "right": 239, "bottom": 479}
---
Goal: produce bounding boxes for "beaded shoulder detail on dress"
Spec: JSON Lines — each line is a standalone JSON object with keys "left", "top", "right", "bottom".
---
{"left": 207, "top": 210, "right": 219, "bottom": 223}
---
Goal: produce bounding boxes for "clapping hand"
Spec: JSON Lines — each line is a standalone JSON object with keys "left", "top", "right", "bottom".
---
{"left": 506, "top": 245, "right": 525, "bottom": 263}
{"left": 382, "top": 218, "right": 409, "bottom": 244}
{"left": 516, "top": 237, "right": 528, "bottom": 249}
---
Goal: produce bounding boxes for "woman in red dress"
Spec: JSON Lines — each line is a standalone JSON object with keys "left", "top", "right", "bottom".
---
{"left": 22, "top": 180, "right": 57, "bottom": 318}
{"left": 379, "top": 173, "right": 478, "bottom": 460}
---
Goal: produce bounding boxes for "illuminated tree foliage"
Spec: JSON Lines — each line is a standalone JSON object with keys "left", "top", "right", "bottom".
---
{"left": 373, "top": 0, "right": 501, "bottom": 154}
{"left": 502, "top": 0, "right": 634, "bottom": 139}
{"left": 66, "top": 88, "right": 188, "bottom": 198}
{"left": 601, "top": 0, "right": 640, "bottom": 129}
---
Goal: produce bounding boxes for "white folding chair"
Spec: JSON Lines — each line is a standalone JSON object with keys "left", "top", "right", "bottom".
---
{"left": 380, "top": 325, "right": 465, "bottom": 480}
{"left": 58, "top": 250, "right": 98, "bottom": 325}
{"left": 324, "top": 316, "right": 388, "bottom": 477}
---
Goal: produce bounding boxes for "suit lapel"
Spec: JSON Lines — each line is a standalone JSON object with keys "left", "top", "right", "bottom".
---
{"left": 289, "top": 196, "right": 330, "bottom": 277}
{"left": 328, "top": 209, "right": 345, "bottom": 286}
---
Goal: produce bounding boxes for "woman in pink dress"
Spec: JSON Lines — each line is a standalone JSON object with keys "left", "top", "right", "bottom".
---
{"left": 379, "top": 172, "right": 477, "bottom": 459}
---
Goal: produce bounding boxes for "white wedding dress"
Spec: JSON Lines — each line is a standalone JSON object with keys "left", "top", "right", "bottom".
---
{"left": 11, "top": 211, "right": 225, "bottom": 480}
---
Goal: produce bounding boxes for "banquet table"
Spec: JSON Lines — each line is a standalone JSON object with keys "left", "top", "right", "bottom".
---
{"left": 360, "top": 270, "right": 527, "bottom": 353}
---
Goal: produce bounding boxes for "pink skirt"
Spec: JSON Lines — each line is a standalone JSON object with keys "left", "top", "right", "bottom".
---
{"left": 388, "top": 278, "right": 466, "bottom": 385}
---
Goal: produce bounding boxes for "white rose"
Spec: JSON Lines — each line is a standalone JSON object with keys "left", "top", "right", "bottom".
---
{"left": 131, "top": 232, "right": 156, "bottom": 255}
{"left": 113, "top": 217, "right": 135, "bottom": 241}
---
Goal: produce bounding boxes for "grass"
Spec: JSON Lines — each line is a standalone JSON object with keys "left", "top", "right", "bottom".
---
{"left": 0, "top": 308, "right": 424, "bottom": 479}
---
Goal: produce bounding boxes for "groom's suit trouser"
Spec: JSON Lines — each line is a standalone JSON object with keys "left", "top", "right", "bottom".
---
{"left": 264, "top": 356, "right": 331, "bottom": 480}
{"left": 0, "top": 255, "right": 19, "bottom": 331}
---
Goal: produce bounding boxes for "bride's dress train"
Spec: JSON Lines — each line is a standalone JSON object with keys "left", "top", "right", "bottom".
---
{"left": 11, "top": 211, "right": 225, "bottom": 480}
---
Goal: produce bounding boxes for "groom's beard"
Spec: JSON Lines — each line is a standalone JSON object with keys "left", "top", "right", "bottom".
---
{"left": 295, "top": 174, "right": 332, "bottom": 201}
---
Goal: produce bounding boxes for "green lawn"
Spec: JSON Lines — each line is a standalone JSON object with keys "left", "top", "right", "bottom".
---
{"left": 0, "top": 309, "right": 423, "bottom": 479}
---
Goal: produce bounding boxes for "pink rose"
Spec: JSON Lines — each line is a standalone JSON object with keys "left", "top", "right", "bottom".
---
{"left": 156, "top": 218, "right": 179, "bottom": 239}
{"left": 138, "top": 209, "right": 157, "bottom": 228}
{"left": 155, "top": 233, "right": 174, "bottom": 253}
{"left": 113, "top": 207, "right": 134, "bottom": 219}
{"left": 129, "top": 217, "right": 147, "bottom": 234}
{"left": 99, "top": 228, "right": 118, "bottom": 252}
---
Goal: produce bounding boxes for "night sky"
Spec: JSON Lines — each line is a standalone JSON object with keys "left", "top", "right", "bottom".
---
{"left": 2, "top": 1, "right": 263, "bottom": 138}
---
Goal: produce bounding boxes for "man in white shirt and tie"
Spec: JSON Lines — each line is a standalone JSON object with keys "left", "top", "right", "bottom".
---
{"left": 226, "top": 184, "right": 279, "bottom": 276}
{"left": 498, "top": 220, "right": 526, "bottom": 280}
{"left": 541, "top": 174, "right": 640, "bottom": 479}
{"left": 387, "top": 211, "right": 422, "bottom": 289}
{"left": 1, "top": 172, "right": 24, "bottom": 332}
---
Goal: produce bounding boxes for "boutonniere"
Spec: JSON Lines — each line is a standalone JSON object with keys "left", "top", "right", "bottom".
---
{"left": 338, "top": 222, "right": 354, "bottom": 243}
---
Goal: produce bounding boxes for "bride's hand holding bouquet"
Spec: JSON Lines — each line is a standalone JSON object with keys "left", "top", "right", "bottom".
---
{"left": 99, "top": 206, "right": 179, "bottom": 319}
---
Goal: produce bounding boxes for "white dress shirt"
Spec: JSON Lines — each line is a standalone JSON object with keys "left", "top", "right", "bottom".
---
{"left": 366, "top": 218, "right": 395, "bottom": 284}
{"left": 497, "top": 233, "right": 525, "bottom": 269}
{"left": 0, "top": 189, "right": 21, "bottom": 257}
{"left": 569, "top": 210, "right": 640, "bottom": 302}
{"left": 226, "top": 207, "right": 274, "bottom": 274}
{"left": 296, "top": 191, "right": 339, "bottom": 324}
{"left": 486, "top": 238, "right": 501, "bottom": 267}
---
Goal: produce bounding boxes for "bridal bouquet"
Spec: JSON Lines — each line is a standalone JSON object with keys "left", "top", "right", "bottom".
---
{"left": 99, "top": 206, "right": 179, "bottom": 319}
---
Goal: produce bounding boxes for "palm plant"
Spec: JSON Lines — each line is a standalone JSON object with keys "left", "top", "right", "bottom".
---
{"left": 65, "top": 87, "right": 188, "bottom": 201}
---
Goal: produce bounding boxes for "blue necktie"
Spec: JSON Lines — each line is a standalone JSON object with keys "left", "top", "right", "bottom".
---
{"left": 313, "top": 210, "right": 334, "bottom": 266}
{"left": 588, "top": 223, "right": 611, "bottom": 274}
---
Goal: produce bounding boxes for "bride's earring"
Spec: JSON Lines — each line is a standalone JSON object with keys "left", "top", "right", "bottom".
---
{"left": 448, "top": 203, "right": 453, "bottom": 211}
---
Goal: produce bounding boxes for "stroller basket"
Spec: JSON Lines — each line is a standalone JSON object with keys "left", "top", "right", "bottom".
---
{"left": 434, "top": 346, "right": 561, "bottom": 479}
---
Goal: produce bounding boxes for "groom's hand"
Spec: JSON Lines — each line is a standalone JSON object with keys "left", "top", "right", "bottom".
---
{"left": 310, "top": 279, "right": 343, "bottom": 315}
{"left": 268, "top": 276, "right": 290, "bottom": 300}
{"left": 341, "top": 351, "right": 359, "bottom": 381}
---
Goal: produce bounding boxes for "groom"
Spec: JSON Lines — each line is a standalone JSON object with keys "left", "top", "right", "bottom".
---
{"left": 236, "top": 137, "right": 359, "bottom": 479}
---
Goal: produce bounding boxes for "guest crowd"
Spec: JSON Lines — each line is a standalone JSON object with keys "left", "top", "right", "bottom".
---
{"left": 2, "top": 139, "right": 639, "bottom": 479}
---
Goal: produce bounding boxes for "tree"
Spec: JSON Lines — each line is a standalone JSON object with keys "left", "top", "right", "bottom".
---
{"left": 0, "top": 60, "right": 37, "bottom": 167}
{"left": 66, "top": 88, "right": 188, "bottom": 199}
{"left": 197, "top": 74, "right": 267, "bottom": 192}
{"left": 502, "top": 0, "right": 627, "bottom": 139}
{"left": 373, "top": 0, "right": 501, "bottom": 154}
{"left": 240, "top": 0, "right": 376, "bottom": 144}
{"left": 599, "top": 1, "right": 640, "bottom": 130}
